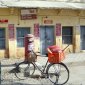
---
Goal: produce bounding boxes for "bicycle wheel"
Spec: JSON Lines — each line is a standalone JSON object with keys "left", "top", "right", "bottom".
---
{"left": 46, "top": 62, "right": 69, "bottom": 85}
{"left": 15, "top": 62, "right": 35, "bottom": 80}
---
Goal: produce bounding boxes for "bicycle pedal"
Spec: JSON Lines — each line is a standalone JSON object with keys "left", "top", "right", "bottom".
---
{"left": 40, "top": 75, "right": 45, "bottom": 78}
{"left": 40, "top": 74, "right": 48, "bottom": 78}
{"left": 31, "top": 75, "right": 40, "bottom": 78}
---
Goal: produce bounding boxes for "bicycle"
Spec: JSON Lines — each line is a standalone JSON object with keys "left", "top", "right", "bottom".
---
{"left": 14, "top": 45, "right": 69, "bottom": 85}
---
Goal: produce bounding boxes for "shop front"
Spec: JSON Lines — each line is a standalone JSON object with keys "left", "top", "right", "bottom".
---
{"left": 0, "top": 6, "right": 85, "bottom": 58}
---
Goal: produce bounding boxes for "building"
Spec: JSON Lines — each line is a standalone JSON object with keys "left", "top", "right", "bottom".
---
{"left": 0, "top": 0, "right": 85, "bottom": 58}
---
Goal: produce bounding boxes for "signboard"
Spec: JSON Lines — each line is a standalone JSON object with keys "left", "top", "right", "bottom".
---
{"left": 8, "top": 24, "right": 15, "bottom": 40}
{"left": 21, "top": 9, "right": 37, "bottom": 15}
{"left": 34, "top": 23, "right": 39, "bottom": 38}
{"left": 21, "top": 9, "right": 37, "bottom": 20}
{"left": 43, "top": 18, "right": 53, "bottom": 25}
{"left": 44, "top": 20, "right": 53, "bottom": 24}
{"left": 21, "top": 14, "right": 37, "bottom": 20}
{"left": 56, "top": 24, "right": 61, "bottom": 36}
{"left": 0, "top": 19, "right": 8, "bottom": 23}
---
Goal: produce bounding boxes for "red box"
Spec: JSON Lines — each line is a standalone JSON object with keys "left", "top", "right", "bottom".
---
{"left": 48, "top": 51, "right": 65, "bottom": 63}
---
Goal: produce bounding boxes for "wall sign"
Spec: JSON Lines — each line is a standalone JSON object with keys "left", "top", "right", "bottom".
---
{"left": 0, "top": 19, "right": 8, "bottom": 23}
{"left": 8, "top": 24, "right": 15, "bottom": 40}
{"left": 43, "top": 17, "right": 53, "bottom": 25}
{"left": 21, "top": 8, "right": 37, "bottom": 15}
{"left": 44, "top": 20, "right": 53, "bottom": 24}
{"left": 56, "top": 24, "right": 61, "bottom": 36}
{"left": 21, "top": 14, "right": 37, "bottom": 20}
{"left": 21, "top": 9, "right": 37, "bottom": 20}
{"left": 34, "top": 23, "right": 39, "bottom": 38}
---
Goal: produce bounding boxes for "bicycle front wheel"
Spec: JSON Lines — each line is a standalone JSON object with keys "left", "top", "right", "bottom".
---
{"left": 15, "top": 62, "right": 35, "bottom": 80}
{"left": 46, "top": 62, "right": 69, "bottom": 85}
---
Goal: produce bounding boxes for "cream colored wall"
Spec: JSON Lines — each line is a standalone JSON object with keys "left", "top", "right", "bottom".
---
{"left": 38, "top": 9, "right": 80, "bottom": 53}
{"left": 0, "top": 8, "right": 85, "bottom": 58}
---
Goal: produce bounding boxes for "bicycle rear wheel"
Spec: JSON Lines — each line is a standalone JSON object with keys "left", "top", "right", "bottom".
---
{"left": 46, "top": 62, "right": 69, "bottom": 85}
{"left": 15, "top": 62, "right": 35, "bottom": 80}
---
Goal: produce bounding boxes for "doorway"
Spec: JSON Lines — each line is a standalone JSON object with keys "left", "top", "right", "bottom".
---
{"left": 80, "top": 26, "right": 85, "bottom": 50}
{"left": 40, "top": 26, "right": 55, "bottom": 55}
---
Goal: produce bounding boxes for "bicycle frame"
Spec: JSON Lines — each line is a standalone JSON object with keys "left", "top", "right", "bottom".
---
{"left": 30, "top": 50, "right": 49, "bottom": 75}
{"left": 32, "top": 60, "right": 49, "bottom": 75}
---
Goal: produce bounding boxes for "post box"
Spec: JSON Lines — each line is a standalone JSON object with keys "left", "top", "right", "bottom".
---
{"left": 24, "top": 34, "right": 34, "bottom": 61}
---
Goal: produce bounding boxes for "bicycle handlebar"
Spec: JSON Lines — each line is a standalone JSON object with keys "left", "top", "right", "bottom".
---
{"left": 31, "top": 50, "right": 48, "bottom": 57}
{"left": 31, "top": 44, "right": 70, "bottom": 57}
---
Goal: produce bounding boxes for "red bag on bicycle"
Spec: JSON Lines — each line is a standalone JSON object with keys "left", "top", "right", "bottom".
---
{"left": 47, "top": 45, "right": 65, "bottom": 63}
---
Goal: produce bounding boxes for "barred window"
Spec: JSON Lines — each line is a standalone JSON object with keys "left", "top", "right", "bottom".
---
{"left": 62, "top": 26, "right": 73, "bottom": 44}
{"left": 16, "top": 27, "right": 30, "bottom": 47}
{"left": 0, "top": 28, "right": 5, "bottom": 49}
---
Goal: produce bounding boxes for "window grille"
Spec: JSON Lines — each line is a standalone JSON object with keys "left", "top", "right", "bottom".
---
{"left": 62, "top": 26, "right": 73, "bottom": 44}
{"left": 16, "top": 27, "right": 30, "bottom": 47}
{"left": 0, "top": 28, "right": 5, "bottom": 49}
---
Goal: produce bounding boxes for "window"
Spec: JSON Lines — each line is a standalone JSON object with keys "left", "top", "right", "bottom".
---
{"left": 0, "top": 28, "right": 5, "bottom": 49}
{"left": 17, "top": 27, "right": 30, "bottom": 47}
{"left": 62, "top": 26, "right": 73, "bottom": 44}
